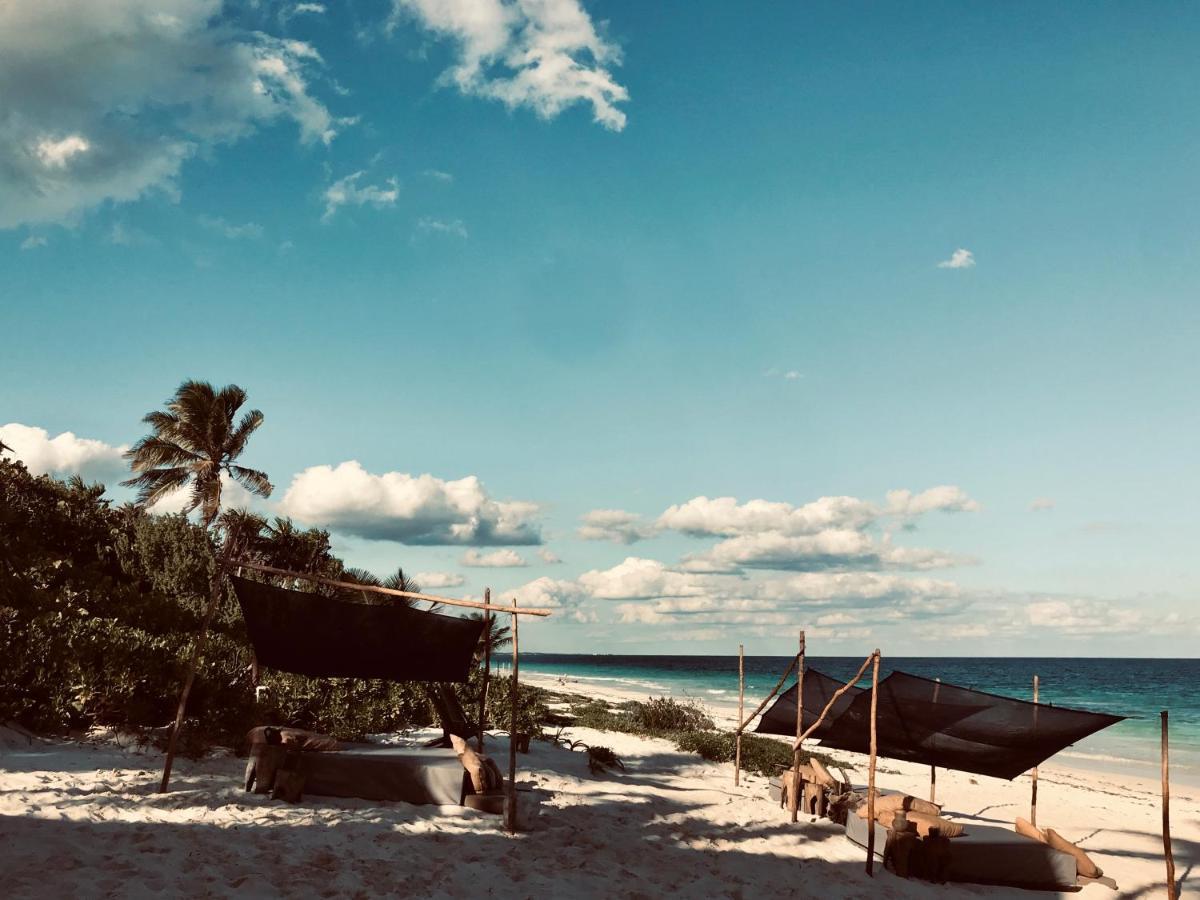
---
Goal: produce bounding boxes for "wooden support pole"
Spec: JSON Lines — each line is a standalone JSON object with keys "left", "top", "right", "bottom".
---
{"left": 477, "top": 589, "right": 491, "bottom": 751}
{"left": 159, "top": 533, "right": 238, "bottom": 793}
{"left": 792, "top": 652, "right": 875, "bottom": 748}
{"left": 789, "top": 631, "right": 806, "bottom": 822}
{"left": 1031, "top": 674, "right": 1039, "bottom": 825}
{"left": 931, "top": 677, "right": 940, "bottom": 804}
{"left": 865, "top": 649, "right": 881, "bottom": 876}
{"left": 734, "top": 643, "right": 745, "bottom": 787}
{"left": 736, "top": 655, "right": 797, "bottom": 733}
{"left": 233, "top": 559, "right": 553, "bottom": 615}
{"left": 1163, "top": 710, "right": 1177, "bottom": 900}
{"left": 505, "top": 595, "right": 520, "bottom": 834}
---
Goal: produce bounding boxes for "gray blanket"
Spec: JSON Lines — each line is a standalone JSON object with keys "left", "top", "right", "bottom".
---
{"left": 302, "top": 745, "right": 468, "bottom": 806}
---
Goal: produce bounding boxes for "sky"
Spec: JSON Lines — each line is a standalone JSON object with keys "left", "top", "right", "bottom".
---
{"left": 3, "top": 1, "right": 1198, "bottom": 656}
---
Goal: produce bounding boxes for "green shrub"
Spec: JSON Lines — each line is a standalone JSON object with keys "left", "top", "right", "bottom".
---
{"left": 628, "top": 696, "right": 714, "bottom": 733}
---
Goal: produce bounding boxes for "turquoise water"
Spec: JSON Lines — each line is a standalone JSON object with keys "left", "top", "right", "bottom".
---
{"left": 522, "top": 654, "right": 1200, "bottom": 785}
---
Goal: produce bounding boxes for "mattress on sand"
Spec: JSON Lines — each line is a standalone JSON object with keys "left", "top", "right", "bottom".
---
{"left": 302, "top": 745, "right": 469, "bottom": 806}
{"left": 845, "top": 811, "right": 1077, "bottom": 890}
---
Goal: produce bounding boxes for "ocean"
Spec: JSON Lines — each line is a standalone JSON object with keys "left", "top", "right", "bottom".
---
{"left": 521, "top": 654, "right": 1200, "bottom": 785}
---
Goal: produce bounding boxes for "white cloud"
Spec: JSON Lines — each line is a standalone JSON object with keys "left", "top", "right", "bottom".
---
{"left": 293, "top": 3, "right": 326, "bottom": 15}
{"left": 393, "top": 0, "right": 629, "bottom": 131}
{"left": 0, "top": 0, "right": 346, "bottom": 229}
{"left": 1029, "top": 497, "right": 1055, "bottom": 512}
{"left": 937, "top": 248, "right": 975, "bottom": 269}
{"left": 19, "top": 235, "right": 47, "bottom": 250}
{"left": 416, "top": 216, "right": 468, "bottom": 238}
{"left": 198, "top": 215, "right": 263, "bottom": 240}
{"left": 414, "top": 571, "right": 466, "bottom": 588}
{"left": 278, "top": 460, "right": 542, "bottom": 545}
{"left": 322, "top": 171, "right": 399, "bottom": 221}
{"left": 692, "top": 530, "right": 966, "bottom": 573}
{"left": 537, "top": 547, "right": 562, "bottom": 564}
{"left": 885, "top": 485, "right": 980, "bottom": 518}
{"left": 577, "top": 509, "right": 658, "bottom": 544}
{"left": 658, "top": 495, "right": 878, "bottom": 538}
{"left": 0, "top": 422, "right": 127, "bottom": 483}
{"left": 461, "top": 548, "right": 527, "bottom": 567}
{"left": 423, "top": 169, "right": 454, "bottom": 182}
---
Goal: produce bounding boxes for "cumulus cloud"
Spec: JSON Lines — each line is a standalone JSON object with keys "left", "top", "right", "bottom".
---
{"left": 1029, "top": 497, "right": 1055, "bottom": 512}
{"left": 322, "top": 171, "right": 399, "bottom": 221}
{"left": 393, "top": 0, "right": 629, "bottom": 131}
{"left": 278, "top": 460, "right": 542, "bottom": 545}
{"left": 416, "top": 216, "right": 468, "bottom": 238}
{"left": 885, "top": 486, "right": 980, "bottom": 518}
{"left": 0, "top": 422, "right": 127, "bottom": 483}
{"left": 691, "top": 530, "right": 967, "bottom": 574}
{"left": 577, "top": 509, "right": 658, "bottom": 544}
{"left": 937, "top": 248, "right": 975, "bottom": 269}
{"left": 658, "top": 495, "right": 879, "bottom": 538}
{"left": 0, "top": 0, "right": 347, "bottom": 229}
{"left": 414, "top": 571, "right": 466, "bottom": 588}
{"left": 461, "top": 548, "right": 527, "bottom": 567}
{"left": 537, "top": 548, "right": 562, "bottom": 564}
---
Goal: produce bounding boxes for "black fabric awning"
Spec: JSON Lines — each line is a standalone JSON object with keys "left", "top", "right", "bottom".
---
{"left": 231, "top": 575, "right": 483, "bottom": 683}
{"left": 754, "top": 668, "right": 1125, "bottom": 780}
{"left": 754, "top": 668, "right": 866, "bottom": 742}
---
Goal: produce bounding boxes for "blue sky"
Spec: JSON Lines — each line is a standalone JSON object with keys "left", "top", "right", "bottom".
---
{"left": 3, "top": 1, "right": 1198, "bottom": 655}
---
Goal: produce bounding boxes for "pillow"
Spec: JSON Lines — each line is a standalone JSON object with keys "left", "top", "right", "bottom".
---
{"left": 809, "top": 758, "right": 838, "bottom": 788}
{"left": 1045, "top": 828, "right": 1103, "bottom": 879}
{"left": 856, "top": 793, "right": 941, "bottom": 820}
{"left": 483, "top": 757, "right": 505, "bottom": 792}
{"left": 459, "top": 745, "right": 489, "bottom": 794}
{"left": 906, "top": 811, "right": 965, "bottom": 839}
{"left": 246, "top": 726, "right": 340, "bottom": 752}
{"left": 1015, "top": 817, "right": 1046, "bottom": 843}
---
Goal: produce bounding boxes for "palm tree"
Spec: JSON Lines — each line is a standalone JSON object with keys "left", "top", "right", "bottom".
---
{"left": 122, "top": 380, "right": 272, "bottom": 528}
{"left": 469, "top": 611, "right": 512, "bottom": 662}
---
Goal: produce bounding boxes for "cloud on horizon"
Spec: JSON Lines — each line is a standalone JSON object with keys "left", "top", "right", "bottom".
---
{"left": 0, "top": 422, "right": 128, "bottom": 483}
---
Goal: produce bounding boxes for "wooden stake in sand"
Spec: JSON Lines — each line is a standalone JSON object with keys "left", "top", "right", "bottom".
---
{"left": 477, "top": 589, "right": 491, "bottom": 751}
{"left": 159, "top": 528, "right": 240, "bottom": 793}
{"left": 789, "top": 630, "right": 806, "bottom": 822}
{"left": 865, "top": 649, "right": 881, "bottom": 876}
{"left": 1031, "top": 674, "right": 1040, "bottom": 825}
{"left": 734, "top": 643, "right": 745, "bottom": 787}
{"left": 505, "top": 595, "right": 521, "bottom": 835}
{"left": 736, "top": 655, "right": 797, "bottom": 733}
{"left": 1163, "top": 710, "right": 1177, "bottom": 900}
{"left": 930, "top": 677, "right": 940, "bottom": 804}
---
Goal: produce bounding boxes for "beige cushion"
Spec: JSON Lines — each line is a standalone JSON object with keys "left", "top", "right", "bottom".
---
{"left": 856, "top": 792, "right": 941, "bottom": 821}
{"left": 809, "top": 758, "right": 837, "bottom": 788}
{"left": 246, "top": 726, "right": 340, "bottom": 752}
{"left": 906, "top": 811, "right": 965, "bottom": 838}
{"left": 459, "top": 745, "right": 488, "bottom": 793}
{"left": 449, "top": 734, "right": 469, "bottom": 754}
{"left": 1045, "top": 828, "right": 1103, "bottom": 878}
{"left": 1015, "top": 817, "right": 1046, "bottom": 843}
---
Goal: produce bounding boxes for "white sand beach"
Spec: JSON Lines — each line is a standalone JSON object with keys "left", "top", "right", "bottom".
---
{"left": 2, "top": 695, "right": 1195, "bottom": 900}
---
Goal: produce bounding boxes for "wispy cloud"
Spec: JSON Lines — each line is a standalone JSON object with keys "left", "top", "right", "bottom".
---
{"left": 1029, "top": 497, "right": 1055, "bottom": 512}
{"left": 322, "top": 172, "right": 399, "bottom": 221}
{"left": 578, "top": 509, "right": 658, "bottom": 544}
{"left": 19, "top": 235, "right": 46, "bottom": 250}
{"left": 416, "top": 216, "right": 467, "bottom": 238}
{"left": 422, "top": 169, "right": 454, "bottom": 183}
{"left": 415, "top": 571, "right": 466, "bottom": 588}
{"left": 538, "top": 548, "right": 562, "bottom": 564}
{"left": 198, "top": 215, "right": 263, "bottom": 240}
{"left": 937, "top": 248, "right": 975, "bottom": 269}
{"left": 392, "top": 0, "right": 629, "bottom": 131}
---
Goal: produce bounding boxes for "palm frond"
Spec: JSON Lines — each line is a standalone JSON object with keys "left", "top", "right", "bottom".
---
{"left": 229, "top": 465, "right": 273, "bottom": 498}
{"left": 122, "top": 466, "right": 191, "bottom": 508}
{"left": 123, "top": 435, "right": 201, "bottom": 470}
{"left": 227, "top": 408, "right": 264, "bottom": 459}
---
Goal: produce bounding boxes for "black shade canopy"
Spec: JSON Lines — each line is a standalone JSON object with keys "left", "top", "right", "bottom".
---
{"left": 754, "top": 668, "right": 865, "bottom": 742}
{"left": 755, "top": 668, "right": 1125, "bottom": 780}
{"left": 231, "top": 575, "right": 483, "bottom": 683}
